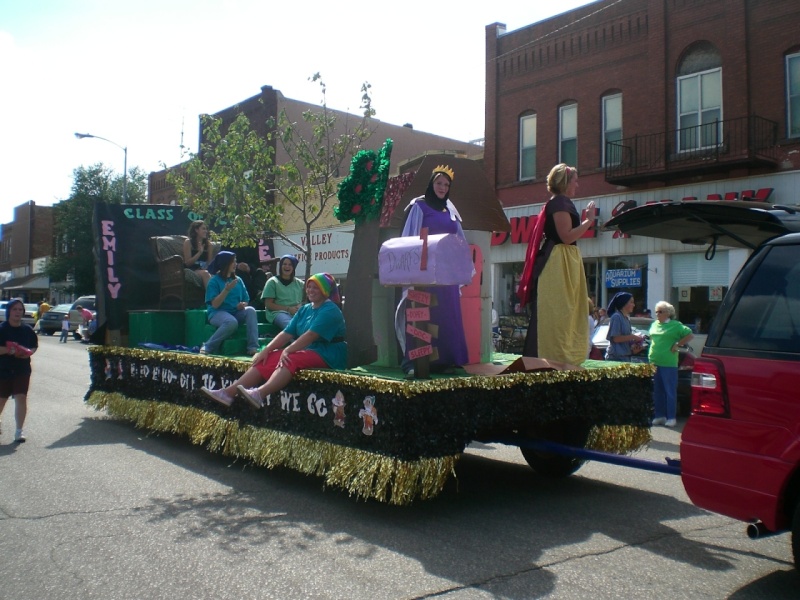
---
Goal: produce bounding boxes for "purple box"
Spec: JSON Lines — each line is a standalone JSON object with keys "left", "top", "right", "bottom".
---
{"left": 378, "top": 233, "right": 473, "bottom": 286}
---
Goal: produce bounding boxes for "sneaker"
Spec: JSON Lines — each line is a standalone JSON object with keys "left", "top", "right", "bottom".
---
{"left": 199, "top": 346, "right": 209, "bottom": 355}
{"left": 246, "top": 348, "right": 258, "bottom": 356}
{"left": 14, "top": 429, "right": 26, "bottom": 443}
{"left": 200, "top": 386, "right": 234, "bottom": 407}
{"left": 652, "top": 417, "right": 666, "bottom": 426}
{"left": 665, "top": 419, "right": 677, "bottom": 428}
{"left": 404, "top": 369, "right": 415, "bottom": 380}
{"left": 237, "top": 385, "right": 264, "bottom": 409}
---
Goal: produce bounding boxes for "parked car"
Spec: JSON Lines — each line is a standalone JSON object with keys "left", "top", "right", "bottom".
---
{"left": 589, "top": 316, "right": 653, "bottom": 361}
{"left": 38, "top": 303, "right": 73, "bottom": 335}
{"left": 0, "top": 301, "right": 39, "bottom": 326}
{"left": 605, "top": 199, "right": 800, "bottom": 570}
{"left": 23, "top": 303, "right": 38, "bottom": 326}
{"left": 589, "top": 316, "right": 695, "bottom": 415}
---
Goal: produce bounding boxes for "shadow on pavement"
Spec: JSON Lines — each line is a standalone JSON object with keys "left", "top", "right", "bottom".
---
{"left": 42, "top": 412, "right": 766, "bottom": 598}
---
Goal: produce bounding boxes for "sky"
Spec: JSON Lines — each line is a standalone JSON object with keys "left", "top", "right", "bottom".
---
{"left": 0, "top": 0, "right": 596, "bottom": 224}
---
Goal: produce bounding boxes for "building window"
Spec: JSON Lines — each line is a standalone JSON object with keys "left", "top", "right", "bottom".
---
{"left": 519, "top": 114, "right": 537, "bottom": 180}
{"left": 603, "top": 94, "right": 622, "bottom": 166}
{"left": 677, "top": 68, "right": 722, "bottom": 151}
{"left": 559, "top": 103, "right": 577, "bottom": 166}
{"left": 788, "top": 52, "right": 800, "bottom": 138}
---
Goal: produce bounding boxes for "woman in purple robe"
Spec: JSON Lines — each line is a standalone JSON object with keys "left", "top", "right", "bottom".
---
{"left": 395, "top": 165, "right": 469, "bottom": 376}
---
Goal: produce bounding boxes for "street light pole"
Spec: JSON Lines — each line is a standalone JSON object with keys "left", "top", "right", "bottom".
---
{"left": 74, "top": 132, "right": 128, "bottom": 203}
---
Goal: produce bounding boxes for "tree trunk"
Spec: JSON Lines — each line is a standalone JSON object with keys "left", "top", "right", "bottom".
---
{"left": 342, "top": 218, "right": 380, "bottom": 367}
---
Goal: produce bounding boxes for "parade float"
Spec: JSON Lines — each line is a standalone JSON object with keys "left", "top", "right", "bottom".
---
{"left": 85, "top": 145, "right": 655, "bottom": 505}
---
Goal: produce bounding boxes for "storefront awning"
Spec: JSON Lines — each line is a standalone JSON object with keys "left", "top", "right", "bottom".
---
{"left": 0, "top": 274, "right": 50, "bottom": 291}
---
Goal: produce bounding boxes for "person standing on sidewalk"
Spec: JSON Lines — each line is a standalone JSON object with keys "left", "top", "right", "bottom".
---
{"left": 648, "top": 300, "right": 694, "bottom": 427}
{"left": 0, "top": 299, "right": 39, "bottom": 443}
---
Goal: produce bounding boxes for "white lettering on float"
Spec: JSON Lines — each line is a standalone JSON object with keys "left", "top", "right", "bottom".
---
{"left": 280, "top": 390, "right": 301, "bottom": 412}
{"left": 124, "top": 357, "right": 337, "bottom": 415}
{"left": 306, "top": 393, "right": 328, "bottom": 417}
{"left": 180, "top": 372, "right": 196, "bottom": 390}
{"left": 199, "top": 373, "right": 237, "bottom": 392}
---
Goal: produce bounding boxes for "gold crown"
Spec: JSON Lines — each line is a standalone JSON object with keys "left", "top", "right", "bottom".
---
{"left": 432, "top": 164, "right": 455, "bottom": 181}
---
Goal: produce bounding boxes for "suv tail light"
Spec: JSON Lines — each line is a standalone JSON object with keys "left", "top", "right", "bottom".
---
{"left": 690, "top": 358, "right": 729, "bottom": 416}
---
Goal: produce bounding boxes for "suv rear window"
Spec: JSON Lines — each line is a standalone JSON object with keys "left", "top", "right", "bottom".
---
{"left": 719, "top": 245, "right": 800, "bottom": 353}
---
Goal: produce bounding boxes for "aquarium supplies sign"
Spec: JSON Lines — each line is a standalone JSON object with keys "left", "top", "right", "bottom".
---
{"left": 605, "top": 268, "right": 642, "bottom": 288}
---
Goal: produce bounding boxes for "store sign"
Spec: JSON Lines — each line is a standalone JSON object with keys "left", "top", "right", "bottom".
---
{"left": 491, "top": 207, "right": 599, "bottom": 246}
{"left": 605, "top": 268, "right": 642, "bottom": 288}
{"left": 274, "top": 228, "right": 353, "bottom": 276}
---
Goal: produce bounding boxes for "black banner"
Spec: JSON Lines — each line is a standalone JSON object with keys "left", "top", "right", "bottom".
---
{"left": 91, "top": 203, "right": 275, "bottom": 334}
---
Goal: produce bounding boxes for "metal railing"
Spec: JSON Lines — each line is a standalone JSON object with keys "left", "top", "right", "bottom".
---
{"left": 605, "top": 115, "right": 780, "bottom": 184}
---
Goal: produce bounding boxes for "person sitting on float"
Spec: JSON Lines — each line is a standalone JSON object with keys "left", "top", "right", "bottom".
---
{"left": 201, "top": 273, "right": 346, "bottom": 409}
{"left": 183, "top": 220, "right": 215, "bottom": 288}
{"left": 261, "top": 254, "right": 304, "bottom": 330}
{"left": 200, "top": 251, "right": 259, "bottom": 356}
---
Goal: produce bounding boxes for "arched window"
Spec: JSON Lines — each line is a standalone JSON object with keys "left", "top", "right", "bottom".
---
{"left": 787, "top": 51, "right": 800, "bottom": 138}
{"left": 559, "top": 103, "right": 578, "bottom": 166}
{"left": 519, "top": 112, "right": 537, "bottom": 180}
{"left": 677, "top": 42, "right": 722, "bottom": 152}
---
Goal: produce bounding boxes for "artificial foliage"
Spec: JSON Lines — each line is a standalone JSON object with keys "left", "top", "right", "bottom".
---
{"left": 379, "top": 171, "right": 416, "bottom": 227}
{"left": 86, "top": 346, "right": 654, "bottom": 504}
{"left": 334, "top": 138, "right": 393, "bottom": 224}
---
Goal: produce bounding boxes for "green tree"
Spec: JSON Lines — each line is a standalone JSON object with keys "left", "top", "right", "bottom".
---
{"left": 167, "top": 75, "right": 376, "bottom": 281}
{"left": 46, "top": 164, "right": 147, "bottom": 295}
{"left": 271, "top": 73, "right": 375, "bottom": 280}
{"left": 166, "top": 112, "right": 280, "bottom": 249}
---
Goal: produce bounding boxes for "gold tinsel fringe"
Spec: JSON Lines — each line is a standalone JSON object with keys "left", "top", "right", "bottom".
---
{"left": 86, "top": 391, "right": 650, "bottom": 504}
{"left": 586, "top": 424, "right": 651, "bottom": 454}
{"left": 86, "top": 391, "right": 457, "bottom": 505}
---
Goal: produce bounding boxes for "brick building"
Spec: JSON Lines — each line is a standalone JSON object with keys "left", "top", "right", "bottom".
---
{"left": 484, "top": 0, "right": 800, "bottom": 337}
{"left": 0, "top": 201, "right": 54, "bottom": 302}
{"left": 148, "top": 84, "right": 483, "bottom": 281}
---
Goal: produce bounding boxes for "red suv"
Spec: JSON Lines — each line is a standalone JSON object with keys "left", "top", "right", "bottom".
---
{"left": 607, "top": 200, "right": 800, "bottom": 569}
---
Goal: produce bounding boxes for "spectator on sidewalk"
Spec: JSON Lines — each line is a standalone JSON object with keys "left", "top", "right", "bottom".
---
{"left": 0, "top": 299, "right": 39, "bottom": 443}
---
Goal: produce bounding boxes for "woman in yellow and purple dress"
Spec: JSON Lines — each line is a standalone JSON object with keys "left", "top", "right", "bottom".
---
{"left": 518, "top": 164, "right": 596, "bottom": 365}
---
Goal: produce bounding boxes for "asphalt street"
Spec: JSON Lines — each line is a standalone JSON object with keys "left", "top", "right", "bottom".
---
{"left": 0, "top": 334, "right": 797, "bottom": 599}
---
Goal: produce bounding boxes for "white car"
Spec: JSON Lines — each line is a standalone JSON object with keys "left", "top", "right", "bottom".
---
{"left": 589, "top": 316, "right": 653, "bottom": 362}
{"left": 0, "top": 301, "right": 38, "bottom": 325}
{"left": 23, "top": 303, "right": 38, "bottom": 326}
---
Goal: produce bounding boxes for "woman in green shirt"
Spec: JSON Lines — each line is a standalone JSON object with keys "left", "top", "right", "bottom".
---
{"left": 261, "top": 255, "right": 304, "bottom": 330}
{"left": 648, "top": 301, "right": 694, "bottom": 427}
